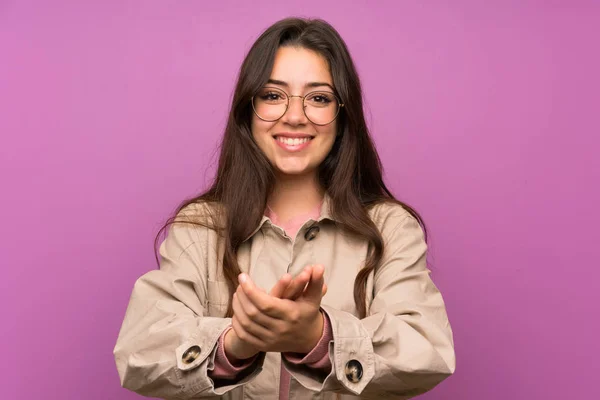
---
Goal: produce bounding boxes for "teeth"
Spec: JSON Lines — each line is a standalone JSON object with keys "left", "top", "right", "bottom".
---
{"left": 276, "top": 137, "right": 311, "bottom": 145}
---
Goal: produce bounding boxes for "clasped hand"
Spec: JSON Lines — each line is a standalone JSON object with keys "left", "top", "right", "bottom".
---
{"left": 224, "top": 264, "right": 327, "bottom": 362}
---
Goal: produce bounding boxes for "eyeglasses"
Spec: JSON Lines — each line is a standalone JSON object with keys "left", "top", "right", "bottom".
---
{"left": 251, "top": 86, "right": 344, "bottom": 126}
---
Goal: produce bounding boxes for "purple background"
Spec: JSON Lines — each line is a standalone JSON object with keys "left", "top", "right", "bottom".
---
{"left": 1, "top": 1, "right": 599, "bottom": 399}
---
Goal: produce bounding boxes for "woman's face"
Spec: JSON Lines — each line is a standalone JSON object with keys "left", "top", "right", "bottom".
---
{"left": 251, "top": 46, "right": 338, "bottom": 178}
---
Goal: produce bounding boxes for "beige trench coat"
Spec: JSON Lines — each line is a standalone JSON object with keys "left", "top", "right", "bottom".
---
{"left": 113, "top": 194, "right": 456, "bottom": 399}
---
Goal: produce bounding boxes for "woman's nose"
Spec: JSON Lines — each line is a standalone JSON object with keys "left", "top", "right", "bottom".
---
{"left": 282, "top": 96, "right": 308, "bottom": 125}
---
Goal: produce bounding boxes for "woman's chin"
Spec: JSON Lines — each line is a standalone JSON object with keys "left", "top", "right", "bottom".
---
{"left": 276, "top": 168, "right": 310, "bottom": 177}
{"left": 274, "top": 161, "right": 314, "bottom": 177}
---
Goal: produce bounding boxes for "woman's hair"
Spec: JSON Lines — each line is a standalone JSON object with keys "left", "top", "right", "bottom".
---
{"left": 154, "top": 17, "right": 426, "bottom": 318}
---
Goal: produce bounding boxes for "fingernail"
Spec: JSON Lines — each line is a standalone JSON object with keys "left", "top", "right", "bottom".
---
{"left": 239, "top": 273, "right": 247, "bottom": 283}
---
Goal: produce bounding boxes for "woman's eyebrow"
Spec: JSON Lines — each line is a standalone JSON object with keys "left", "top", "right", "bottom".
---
{"left": 267, "top": 79, "right": 335, "bottom": 91}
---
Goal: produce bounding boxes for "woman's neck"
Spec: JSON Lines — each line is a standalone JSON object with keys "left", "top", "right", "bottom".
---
{"left": 267, "top": 173, "right": 324, "bottom": 223}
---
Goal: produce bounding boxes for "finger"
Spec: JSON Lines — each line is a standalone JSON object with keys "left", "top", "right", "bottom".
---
{"left": 269, "top": 273, "right": 292, "bottom": 298}
{"left": 282, "top": 266, "right": 312, "bottom": 300}
{"left": 238, "top": 273, "right": 287, "bottom": 318}
{"left": 322, "top": 282, "right": 328, "bottom": 296}
{"left": 232, "top": 293, "right": 274, "bottom": 340}
{"left": 235, "top": 285, "right": 277, "bottom": 328}
{"left": 303, "top": 264, "right": 325, "bottom": 302}
{"left": 237, "top": 273, "right": 267, "bottom": 293}
{"left": 231, "top": 314, "right": 265, "bottom": 350}
{"left": 233, "top": 292, "right": 270, "bottom": 328}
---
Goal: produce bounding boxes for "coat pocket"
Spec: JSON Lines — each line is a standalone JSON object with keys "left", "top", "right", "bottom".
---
{"left": 206, "top": 279, "right": 230, "bottom": 317}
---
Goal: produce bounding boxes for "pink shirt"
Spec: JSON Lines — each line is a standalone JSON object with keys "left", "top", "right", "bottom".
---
{"left": 208, "top": 200, "right": 333, "bottom": 399}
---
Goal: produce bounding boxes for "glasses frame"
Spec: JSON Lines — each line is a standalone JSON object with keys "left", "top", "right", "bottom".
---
{"left": 251, "top": 86, "right": 345, "bottom": 126}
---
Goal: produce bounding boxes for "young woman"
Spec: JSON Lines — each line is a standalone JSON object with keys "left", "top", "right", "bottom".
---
{"left": 114, "top": 18, "right": 455, "bottom": 399}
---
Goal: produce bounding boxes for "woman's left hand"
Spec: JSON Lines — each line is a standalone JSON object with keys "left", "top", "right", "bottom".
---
{"left": 231, "top": 265, "right": 326, "bottom": 354}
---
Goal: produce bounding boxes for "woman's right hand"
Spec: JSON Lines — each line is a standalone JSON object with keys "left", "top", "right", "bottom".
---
{"left": 223, "top": 265, "right": 326, "bottom": 360}
{"left": 231, "top": 265, "right": 326, "bottom": 353}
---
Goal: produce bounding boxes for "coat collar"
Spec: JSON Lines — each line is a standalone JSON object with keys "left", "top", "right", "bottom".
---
{"left": 242, "top": 192, "right": 335, "bottom": 243}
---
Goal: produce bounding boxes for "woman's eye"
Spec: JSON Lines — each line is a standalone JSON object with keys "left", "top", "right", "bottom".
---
{"left": 260, "top": 91, "right": 285, "bottom": 102}
{"left": 309, "top": 94, "right": 332, "bottom": 103}
{"left": 262, "top": 92, "right": 280, "bottom": 100}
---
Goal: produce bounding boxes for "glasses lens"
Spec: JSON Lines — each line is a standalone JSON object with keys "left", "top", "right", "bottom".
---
{"left": 304, "top": 91, "right": 340, "bottom": 125}
{"left": 252, "top": 87, "right": 287, "bottom": 121}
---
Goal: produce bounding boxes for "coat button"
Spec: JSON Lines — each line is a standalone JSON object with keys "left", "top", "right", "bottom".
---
{"left": 344, "top": 359, "right": 363, "bottom": 383}
{"left": 304, "top": 225, "right": 320, "bottom": 241}
{"left": 182, "top": 345, "right": 201, "bottom": 364}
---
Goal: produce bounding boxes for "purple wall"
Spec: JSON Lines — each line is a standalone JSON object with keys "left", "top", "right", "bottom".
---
{"left": 2, "top": 1, "right": 599, "bottom": 399}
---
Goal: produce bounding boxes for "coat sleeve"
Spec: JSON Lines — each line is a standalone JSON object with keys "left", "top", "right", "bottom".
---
{"left": 112, "top": 210, "right": 265, "bottom": 399}
{"left": 282, "top": 212, "right": 456, "bottom": 399}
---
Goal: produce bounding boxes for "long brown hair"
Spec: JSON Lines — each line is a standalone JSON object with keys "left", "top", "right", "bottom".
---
{"left": 154, "top": 17, "right": 427, "bottom": 318}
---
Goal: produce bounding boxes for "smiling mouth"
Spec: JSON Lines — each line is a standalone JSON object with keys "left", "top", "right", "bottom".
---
{"left": 273, "top": 135, "right": 315, "bottom": 145}
{"left": 272, "top": 135, "right": 314, "bottom": 152}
